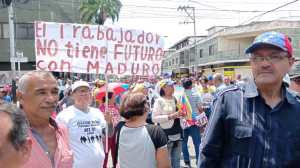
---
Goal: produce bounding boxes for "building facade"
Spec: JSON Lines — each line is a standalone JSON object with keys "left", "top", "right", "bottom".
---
{"left": 163, "top": 21, "right": 300, "bottom": 79}
{"left": 0, "top": 0, "right": 82, "bottom": 85}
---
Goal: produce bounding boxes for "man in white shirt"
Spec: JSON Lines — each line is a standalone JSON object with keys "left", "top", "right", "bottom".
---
{"left": 56, "top": 80, "right": 113, "bottom": 168}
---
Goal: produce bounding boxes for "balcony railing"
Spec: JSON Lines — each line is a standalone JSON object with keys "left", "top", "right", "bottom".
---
{"left": 196, "top": 48, "right": 300, "bottom": 66}
{"left": 197, "top": 49, "right": 247, "bottom": 65}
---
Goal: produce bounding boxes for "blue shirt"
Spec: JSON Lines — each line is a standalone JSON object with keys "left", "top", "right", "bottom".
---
{"left": 199, "top": 79, "right": 300, "bottom": 168}
{"left": 2, "top": 95, "right": 11, "bottom": 103}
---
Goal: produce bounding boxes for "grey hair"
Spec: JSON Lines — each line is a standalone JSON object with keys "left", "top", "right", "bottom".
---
{"left": 18, "top": 70, "right": 56, "bottom": 93}
{"left": 213, "top": 73, "right": 223, "bottom": 82}
{"left": 0, "top": 104, "right": 29, "bottom": 150}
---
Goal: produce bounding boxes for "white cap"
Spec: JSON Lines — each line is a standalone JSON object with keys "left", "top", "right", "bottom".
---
{"left": 72, "top": 80, "right": 90, "bottom": 92}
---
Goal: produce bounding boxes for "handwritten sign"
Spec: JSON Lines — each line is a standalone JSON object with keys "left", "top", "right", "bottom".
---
{"left": 35, "top": 21, "right": 165, "bottom": 76}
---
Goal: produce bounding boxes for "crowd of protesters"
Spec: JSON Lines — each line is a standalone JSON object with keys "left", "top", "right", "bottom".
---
{"left": 0, "top": 31, "right": 300, "bottom": 168}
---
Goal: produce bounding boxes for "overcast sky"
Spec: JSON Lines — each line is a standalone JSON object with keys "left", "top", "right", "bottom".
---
{"left": 107, "top": 0, "right": 300, "bottom": 48}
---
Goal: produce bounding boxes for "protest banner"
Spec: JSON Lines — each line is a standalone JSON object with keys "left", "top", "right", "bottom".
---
{"left": 35, "top": 21, "right": 165, "bottom": 76}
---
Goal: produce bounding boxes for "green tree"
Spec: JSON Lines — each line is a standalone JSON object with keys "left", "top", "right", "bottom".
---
{"left": 80, "top": 0, "right": 122, "bottom": 25}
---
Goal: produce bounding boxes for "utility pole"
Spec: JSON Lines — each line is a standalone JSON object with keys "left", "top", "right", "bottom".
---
{"left": 8, "top": 2, "right": 16, "bottom": 80}
{"left": 8, "top": 1, "right": 18, "bottom": 103}
{"left": 177, "top": 6, "right": 197, "bottom": 74}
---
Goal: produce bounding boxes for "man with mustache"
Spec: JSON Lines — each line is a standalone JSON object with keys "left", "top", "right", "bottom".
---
{"left": 198, "top": 32, "right": 300, "bottom": 168}
{"left": 17, "top": 71, "right": 73, "bottom": 168}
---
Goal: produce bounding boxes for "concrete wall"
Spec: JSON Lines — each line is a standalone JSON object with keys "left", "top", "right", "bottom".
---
{"left": 218, "top": 37, "right": 253, "bottom": 55}
{"left": 163, "top": 23, "right": 300, "bottom": 75}
{"left": 0, "top": 0, "right": 82, "bottom": 67}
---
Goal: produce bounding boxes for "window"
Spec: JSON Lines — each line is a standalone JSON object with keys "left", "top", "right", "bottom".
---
{"left": 0, "top": 23, "right": 34, "bottom": 39}
{"left": 0, "top": 24, "right": 2, "bottom": 38}
{"left": 16, "top": 23, "right": 34, "bottom": 39}
{"left": 27, "top": 24, "right": 34, "bottom": 38}
{"left": 172, "top": 59, "right": 175, "bottom": 65}
{"left": 199, "top": 49, "right": 203, "bottom": 58}
{"left": 209, "top": 45, "right": 215, "bottom": 56}
{"left": 176, "top": 57, "right": 179, "bottom": 64}
{"left": 16, "top": 24, "right": 28, "bottom": 39}
{"left": 185, "top": 50, "right": 189, "bottom": 64}
{"left": 180, "top": 51, "right": 185, "bottom": 64}
{"left": 190, "top": 47, "right": 195, "bottom": 62}
{"left": 3, "top": 24, "right": 10, "bottom": 38}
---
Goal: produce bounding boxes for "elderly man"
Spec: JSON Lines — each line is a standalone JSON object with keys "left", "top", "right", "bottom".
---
{"left": 17, "top": 71, "right": 73, "bottom": 168}
{"left": 0, "top": 104, "right": 32, "bottom": 168}
{"left": 198, "top": 31, "right": 300, "bottom": 168}
{"left": 212, "top": 73, "right": 227, "bottom": 93}
{"left": 56, "top": 80, "right": 113, "bottom": 168}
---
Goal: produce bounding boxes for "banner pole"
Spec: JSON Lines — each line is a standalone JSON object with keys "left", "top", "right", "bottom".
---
{"left": 104, "top": 31, "right": 109, "bottom": 154}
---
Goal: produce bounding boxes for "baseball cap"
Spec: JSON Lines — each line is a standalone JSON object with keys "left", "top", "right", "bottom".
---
{"left": 289, "top": 61, "right": 300, "bottom": 79}
{"left": 162, "top": 72, "right": 172, "bottom": 79}
{"left": 159, "top": 79, "right": 175, "bottom": 88}
{"left": 72, "top": 80, "right": 90, "bottom": 92}
{"left": 157, "top": 79, "right": 175, "bottom": 95}
{"left": 245, "top": 31, "right": 293, "bottom": 57}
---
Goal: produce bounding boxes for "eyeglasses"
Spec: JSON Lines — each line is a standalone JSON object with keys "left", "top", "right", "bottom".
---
{"left": 291, "top": 77, "right": 300, "bottom": 84}
{"left": 250, "top": 52, "right": 289, "bottom": 63}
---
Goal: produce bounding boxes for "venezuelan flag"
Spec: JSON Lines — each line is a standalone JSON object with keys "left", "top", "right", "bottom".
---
{"left": 178, "top": 95, "right": 194, "bottom": 126}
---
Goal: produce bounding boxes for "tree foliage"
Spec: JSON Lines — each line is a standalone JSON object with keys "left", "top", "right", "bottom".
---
{"left": 80, "top": 0, "right": 122, "bottom": 25}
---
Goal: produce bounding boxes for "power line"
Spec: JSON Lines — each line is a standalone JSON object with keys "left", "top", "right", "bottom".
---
{"left": 9, "top": 0, "right": 300, "bottom": 22}
{"left": 9, "top": 5, "right": 247, "bottom": 20}
{"left": 13, "top": 4, "right": 299, "bottom": 21}
{"left": 16, "top": 0, "right": 300, "bottom": 14}
{"left": 240, "top": 0, "right": 300, "bottom": 25}
{"left": 188, "top": 0, "right": 222, "bottom": 10}
{"left": 123, "top": 4, "right": 300, "bottom": 13}
{"left": 147, "top": 0, "right": 291, "bottom": 5}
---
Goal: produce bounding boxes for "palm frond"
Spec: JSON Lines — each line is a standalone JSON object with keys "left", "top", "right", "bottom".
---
{"left": 79, "top": 0, "right": 122, "bottom": 25}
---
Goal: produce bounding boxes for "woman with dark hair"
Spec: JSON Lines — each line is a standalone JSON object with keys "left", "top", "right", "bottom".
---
{"left": 152, "top": 79, "right": 184, "bottom": 168}
{"left": 99, "top": 92, "right": 120, "bottom": 168}
{"left": 116, "top": 92, "right": 170, "bottom": 168}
